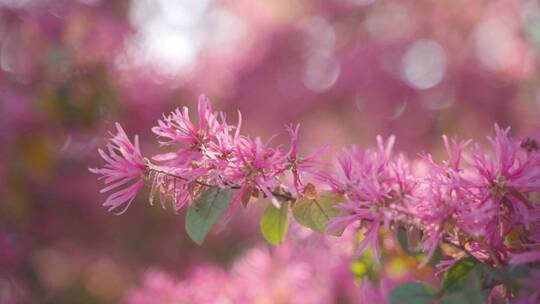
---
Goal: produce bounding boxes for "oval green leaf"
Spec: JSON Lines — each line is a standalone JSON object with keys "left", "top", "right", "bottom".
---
{"left": 185, "top": 187, "right": 233, "bottom": 245}
{"left": 292, "top": 191, "right": 345, "bottom": 234}
{"left": 442, "top": 257, "right": 477, "bottom": 291}
{"left": 260, "top": 201, "right": 289, "bottom": 245}
{"left": 389, "top": 282, "right": 438, "bottom": 304}
{"left": 441, "top": 264, "right": 486, "bottom": 304}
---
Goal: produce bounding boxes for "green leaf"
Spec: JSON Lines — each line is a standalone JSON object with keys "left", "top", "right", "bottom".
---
{"left": 441, "top": 265, "right": 486, "bottom": 304}
{"left": 442, "top": 257, "right": 477, "bottom": 291}
{"left": 389, "top": 282, "right": 438, "bottom": 304}
{"left": 260, "top": 201, "right": 289, "bottom": 245}
{"left": 185, "top": 187, "right": 232, "bottom": 245}
{"left": 396, "top": 225, "right": 423, "bottom": 255}
{"left": 292, "top": 191, "right": 345, "bottom": 234}
{"left": 441, "top": 290, "right": 486, "bottom": 304}
{"left": 487, "top": 265, "right": 531, "bottom": 294}
{"left": 489, "top": 264, "right": 531, "bottom": 282}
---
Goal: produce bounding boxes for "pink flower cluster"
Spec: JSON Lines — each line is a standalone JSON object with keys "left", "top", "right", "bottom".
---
{"left": 318, "top": 136, "right": 416, "bottom": 262}
{"left": 90, "top": 94, "right": 318, "bottom": 214}
{"left": 126, "top": 244, "right": 344, "bottom": 304}
{"left": 323, "top": 126, "right": 540, "bottom": 267}
{"left": 91, "top": 95, "right": 540, "bottom": 270}
{"left": 125, "top": 227, "right": 436, "bottom": 304}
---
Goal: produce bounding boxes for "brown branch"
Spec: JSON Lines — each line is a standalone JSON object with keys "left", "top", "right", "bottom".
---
{"left": 476, "top": 237, "right": 503, "bottom": 268}
{"left": 147, "top": 164, "right": 506, "bottom": 269}
{"left": 441, "top": 237, "right": 484, "bottom": 265}
{"left": 147, "top": 166, "right": 296, "bottom": 203}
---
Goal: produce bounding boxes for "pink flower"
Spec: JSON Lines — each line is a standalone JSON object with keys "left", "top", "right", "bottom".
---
{"left": 322, "top": 136, "right": 414, "bottom": 262}
{"left": 126, "top": 267, "right": 234, "bottom": 304}
{"left": 152, "top": 94, "right": 220, "bottom": 147}
{"left": 231, "top": 245, "right": 335, "bottom": 304}
{"left": 228, "top": 136, "right": 288, "bottom": 207}
{"left": 470, "top": 125, "right": 540, "bottom": 225}
{"left": 413, "top": 134, "right": 500, "bottom": 265}
{"left": 412, "top": 125, "right": 540, "bottom": 266}
{"left": 468, "top": 126, "right": 540, "bottom": 258}
{"left": 89, "top": 123, "right": 146, "bottom": 214}
{"left": 204, "top": 111, "right": 243, "bottom": 187}
{"left": 151, "top": 94, "right": 223, "bottom": 165}
{"left": 286, "top": 124, "right": 326, "bottom": 195}
{"left": 126, "top": 240, "right": 349, "bottom": 304}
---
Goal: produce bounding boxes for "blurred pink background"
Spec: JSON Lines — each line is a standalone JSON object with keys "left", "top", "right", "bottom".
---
{"left": 1, "top": 0, "right": 539, "bottom": 303}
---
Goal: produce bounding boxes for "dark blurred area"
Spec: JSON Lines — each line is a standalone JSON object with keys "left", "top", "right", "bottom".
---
{"left": 1, "top": 0, "right": 540, "bottom": 303}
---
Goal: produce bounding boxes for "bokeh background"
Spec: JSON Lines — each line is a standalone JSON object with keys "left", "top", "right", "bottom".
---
{"left": 1, "top": 0, "right": 540, "bottom": 303}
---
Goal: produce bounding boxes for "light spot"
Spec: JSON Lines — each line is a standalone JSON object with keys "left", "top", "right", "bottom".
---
{"left": 205, "top": 9, "right": 249, "bottom": 53}
{"left": 473, "top": 18, "right": 519, "bottom": 71}
{"left": 385, "top": 258, "right": 407, "bottom": 279}
{"left": 0, "top": 0, "right": 32, "bottom": 7}
{"left": 299, "top": 16, "right": 336, "bottom": 52}
{"left": 303, "top": 51, "right": 340, "bottom": 92}
{"left": 344, "top": 0, "right": 375, "bottom": 6}
{"left": 387, "top": 99, "right": 407, "bottom": 120}
{"left": 421, "top": 88, "right": 455, "bottom": 110}
{"left": 535, "top": 87, "right": 540, "bottom": 109}
{"left": 402, "top": 39, "right": 446, "bottom": 90}
{"left": 121, "top": 0, "right": 210, "bottom": 76}
{"left": 351, "top": 260, "right": 368, "bottom": 277}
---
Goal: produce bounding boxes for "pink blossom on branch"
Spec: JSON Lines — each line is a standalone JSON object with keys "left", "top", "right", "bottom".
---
{"left": 91, "top": 94, "right": 322, "bottom": 214}
{"left": 320, "top": 136, "right": 415, "bottom": 262}
{"left": 285, "top": 124, "right": 326, "bottom": 195}
{"left": 318, "top": 125, "right": 540, "bottom": 269}
{"left": 152, "top": 94, "right": 221, "bottom": 148}
{"left": 90, "top": 95, "right": 540, "bottom": 281}
{"left": 89, "top": 123, "right": 146, "bottom": 215}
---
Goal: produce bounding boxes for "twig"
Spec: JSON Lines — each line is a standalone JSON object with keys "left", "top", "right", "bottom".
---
{"left": 147, "top": 166, "right": 296, "bottom": 203}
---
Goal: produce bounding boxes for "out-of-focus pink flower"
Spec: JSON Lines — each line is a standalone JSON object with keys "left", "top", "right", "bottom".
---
{"left": 126, "top": 267, "right": 235, "bottom": 304}
{"left": 125, "top": 240, "right": 350, "bottom": 304}
{"left": 89, "top": 123, "right": 146, "bottom": 214}
{"left": 232, "top": 245, "right": 335, "bottom": 304}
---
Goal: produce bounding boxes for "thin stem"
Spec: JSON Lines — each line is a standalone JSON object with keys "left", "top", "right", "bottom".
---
{"left": 442, "top": 237, "right": 484, "bottom": 265}
{"left": 148, "top": 164, "right": 506, "bottom": 270}
{"left": 147, "top": 166, "right": 296, "bottom": 202}
{"left": 476, "top": 237, "right": 503, "bottom": 268}
{"left": 148, "top": 167, "right": 215, "bottom": 188}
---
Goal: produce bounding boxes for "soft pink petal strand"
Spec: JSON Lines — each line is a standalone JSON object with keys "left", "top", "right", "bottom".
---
{"left": 90, "top": 123, "right": 146, "bottom": 214}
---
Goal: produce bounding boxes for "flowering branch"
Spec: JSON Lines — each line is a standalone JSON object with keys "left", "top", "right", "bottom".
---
{"left": 144, "top": 163, "right": 296, "bottom": 203}
{"left": 90, "top": 94, "right": 540, "bottom": 303}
